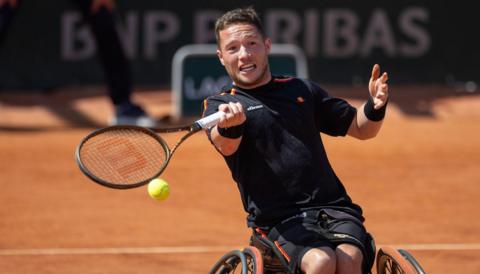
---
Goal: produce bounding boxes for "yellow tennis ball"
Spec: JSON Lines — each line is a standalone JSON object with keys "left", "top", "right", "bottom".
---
{"left": 147, "top": 178, "right": 170, "bottom": 201}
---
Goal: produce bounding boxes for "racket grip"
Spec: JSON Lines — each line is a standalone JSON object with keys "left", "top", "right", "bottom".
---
{"left": 195, "top": 111, "right": 225, "bottom": 129}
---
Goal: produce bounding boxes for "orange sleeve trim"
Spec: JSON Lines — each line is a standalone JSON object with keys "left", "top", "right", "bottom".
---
{"left": 202, "top": 99, "right": 208, "bottom": 117}
{"left": 273, "top": 77, "right": 294, "bottom": 83}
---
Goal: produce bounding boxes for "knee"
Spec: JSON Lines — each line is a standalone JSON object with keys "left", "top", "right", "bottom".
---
{"left": 336, "top": 244, "right": 364, "bottom": 274}
{"left": 301, "top": 247, "right": 336, "bottom": 274}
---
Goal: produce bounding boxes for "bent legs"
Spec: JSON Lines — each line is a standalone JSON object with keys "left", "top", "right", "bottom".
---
{"left": 301, "top": 244, "right": 363, "bottom": 274}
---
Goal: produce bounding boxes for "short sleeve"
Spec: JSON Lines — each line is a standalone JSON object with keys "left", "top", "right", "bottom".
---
{"left": 202, "top": 96, "right": 224, "bottom": 118}
{"left": 305, "top": 80, "right": 357, "bottom": 136}
{"left": 201, "top": 95, "right": 226, "bottom": 140}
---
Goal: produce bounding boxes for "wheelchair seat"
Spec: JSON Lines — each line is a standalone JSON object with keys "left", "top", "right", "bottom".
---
{"left": 249, "top": 228, "right": 376, "bottom": 274}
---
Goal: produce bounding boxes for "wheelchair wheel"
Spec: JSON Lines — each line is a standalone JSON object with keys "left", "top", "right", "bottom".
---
{"left": 376, "top": 247, "right": 425, "bottom": 274}
{"left": 243, "top": 246, "right": 264, "bottom": 274}
{"left": 397, "top": 249, "right": 426, "bottom": 274}
{"left": 209, "top": 247, "right": 264, "bottom": 274}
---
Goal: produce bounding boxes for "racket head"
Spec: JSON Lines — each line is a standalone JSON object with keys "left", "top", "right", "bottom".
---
{"left": 76, "top": 125, "right": 171, "bottom": 189}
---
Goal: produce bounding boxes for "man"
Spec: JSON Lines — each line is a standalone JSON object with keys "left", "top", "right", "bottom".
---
{"left": 0, "top": 0, "right": 155, "bottom": 127}
{"left": 202, "top": 7, "right": 388, "bottom": 274}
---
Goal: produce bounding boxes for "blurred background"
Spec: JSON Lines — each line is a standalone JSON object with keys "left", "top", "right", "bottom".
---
{"left": 1, "top": 0, "right": 479, "bottom": 89}
{"left": 1, "top": 1, "right": 479, "bottom": 274}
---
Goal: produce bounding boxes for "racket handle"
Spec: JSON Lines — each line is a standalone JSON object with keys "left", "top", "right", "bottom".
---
{"left": 194, "top": 111, "right": 225, "bottom": 130}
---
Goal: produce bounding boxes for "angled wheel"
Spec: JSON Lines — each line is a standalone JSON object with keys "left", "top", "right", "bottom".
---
{"left": 397, "top": 249, "right": 426, "bottom": 274}
{"left": 209, "top": 247, "right": 264, "bottom": 274}
{"left": 209, "top": 250, "right": 247, "bottom": 274}
{"left": 376, "top": 247, "right": 424, "bottom": 274}
{"left": 243, "top": 246, "right": 264, "bottom": 274}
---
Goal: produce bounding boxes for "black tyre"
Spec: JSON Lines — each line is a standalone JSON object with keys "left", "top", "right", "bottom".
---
{"left": 209, "top": 248, "right": 265, "bottom": 274}
{"left": 376, "top": 247, "right": 425, "bottom": 274}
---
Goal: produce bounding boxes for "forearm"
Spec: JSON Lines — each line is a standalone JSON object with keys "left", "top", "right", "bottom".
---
{"left": 206, "top": 102, "right": 246, "bottom": 155}
{"left": 348, "top": 98, "right": 387, "bottom": 140}
{"left": 210, "top": 125, "right": 243, "bottom": 156}
{"left": 348, "top": 64, "right": 389, "bottom": 140}
{"left": 352, "top": 103, "right": 384, "bottom": 139}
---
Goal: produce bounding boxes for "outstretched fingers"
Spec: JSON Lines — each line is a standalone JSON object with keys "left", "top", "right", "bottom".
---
{"left": 369, "top": 64, "right": 381, "bottom": 95}
{"left": 373, "top": 71, "right": 389, "bottom": 109}
{"left": 371, "top": 64, "right": 380, "bottom": 81}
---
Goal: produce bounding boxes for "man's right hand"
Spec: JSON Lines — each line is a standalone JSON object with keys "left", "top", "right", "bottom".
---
{"left": 210, "top": 102, "right": 246, "bottom": 156}
{"left": 217, "top": 102, "right": 246, "bottom": 129}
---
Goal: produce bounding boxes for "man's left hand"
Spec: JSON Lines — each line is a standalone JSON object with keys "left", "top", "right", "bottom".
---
{"left": 368, "top": 64, "right": 389, "bottom": 109}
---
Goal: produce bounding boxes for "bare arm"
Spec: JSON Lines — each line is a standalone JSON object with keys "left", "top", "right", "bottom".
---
{"left": 347, "top": 64, "right": 389, "bottom": 140}
{"left": 210, "top": 102, "right": 246, "bottom": 156}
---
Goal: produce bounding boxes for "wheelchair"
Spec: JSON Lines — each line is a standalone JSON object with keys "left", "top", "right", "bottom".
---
{"left": 208, "top": 229, "right": 426, "bottom": 274}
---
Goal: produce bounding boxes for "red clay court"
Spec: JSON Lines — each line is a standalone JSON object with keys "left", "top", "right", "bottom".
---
{"left": 0, "top": 85, "right": 479, "bottom": 273}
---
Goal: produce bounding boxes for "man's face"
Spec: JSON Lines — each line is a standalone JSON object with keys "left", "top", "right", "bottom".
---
{"left": 217, "top": 23, "right": 272, "bottom": 89}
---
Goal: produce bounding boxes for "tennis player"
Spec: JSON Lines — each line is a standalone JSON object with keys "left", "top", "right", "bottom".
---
{"left": 202, "top": 7, "right": 389, "bottom": 274}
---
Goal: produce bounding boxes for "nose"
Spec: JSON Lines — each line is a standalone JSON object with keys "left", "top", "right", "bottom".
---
{"left": 238, "top": 45, "right": 251, "bottom": 60}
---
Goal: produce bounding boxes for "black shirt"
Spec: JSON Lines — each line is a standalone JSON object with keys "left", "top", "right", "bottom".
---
{"left": 202, "top": 76, "right": 363, "bottom": 228}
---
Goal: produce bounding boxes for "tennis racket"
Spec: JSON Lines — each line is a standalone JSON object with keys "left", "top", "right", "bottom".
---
{"left": 75, "top": 111, "right": 224, "bottom": 189}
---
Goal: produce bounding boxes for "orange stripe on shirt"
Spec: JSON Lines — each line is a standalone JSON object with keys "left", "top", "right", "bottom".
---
{"left": 273, "top": 77, "right": 294, "bottom": 83}
{"left": 202, "top": 99, "right": 208, "bottom": 117}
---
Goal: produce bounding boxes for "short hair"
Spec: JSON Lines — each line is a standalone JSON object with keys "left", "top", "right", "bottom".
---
{"left": 215, "top": 7, "right": 266, "bottom": 44}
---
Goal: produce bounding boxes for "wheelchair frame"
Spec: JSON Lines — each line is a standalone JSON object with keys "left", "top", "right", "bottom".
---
{"left": 209, "top": 240, "right": 426, "bottom": 274}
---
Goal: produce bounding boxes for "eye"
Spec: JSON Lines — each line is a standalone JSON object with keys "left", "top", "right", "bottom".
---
{"left": 227, "top": 46, "right": 237, "bottom": 52}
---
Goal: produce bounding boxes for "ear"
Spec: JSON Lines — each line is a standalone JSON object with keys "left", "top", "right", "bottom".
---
{"left": 264, "top": 38, "right": 272, "bottom": 54}
{"left": 217, "top": 49, "right": 225, "bottom": 66}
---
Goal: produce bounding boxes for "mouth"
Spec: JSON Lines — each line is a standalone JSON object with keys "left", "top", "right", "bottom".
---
{"left": 239, "top": 64, "right": 256, "bottom": 74}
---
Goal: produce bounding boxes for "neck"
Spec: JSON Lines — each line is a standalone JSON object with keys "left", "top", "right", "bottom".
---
{"left": 234, "top": 72, "right": 272, "bottom": 89}
{"left": 234, "top": 75, "right": 275, "bottom": 91}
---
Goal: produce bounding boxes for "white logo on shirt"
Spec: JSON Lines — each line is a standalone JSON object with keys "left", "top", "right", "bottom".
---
{"left": 247, "top": 105, "right": 264, "bottom": 111}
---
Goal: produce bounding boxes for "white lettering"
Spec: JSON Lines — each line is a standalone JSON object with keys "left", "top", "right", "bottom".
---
{"left": 324, "top": 9, "right": 359, "bottom": 57}
{"left": 59, "top": 7, "right": 432, "bottom": 61}
{"left": 184, "top": 76, "right": 231, "bottom": 100}
{"left": 194, "top": 10, "right": 222, "bottom": 43}
{"left": 116, "top": 12, "right": 139, "bottom": 59}
{"left": 246, "top": 105, "right": 264, "bottom": 111}
{"left": 360, "top": 9, "right": 396, "bottom": 57}
{"left": 304, "top": 9, "right": 319, "bottom": 57}
{"left": 265, "top": 10, "right": 301, "bottom": 43}
{"left": 61, "top": 12, "right": 95, "bottom": 61}
{"left": 399, "top": 7, "right": 430, "bottom": 57}
{"left": 144, "top": 11, "right": 180, "bottom": 59}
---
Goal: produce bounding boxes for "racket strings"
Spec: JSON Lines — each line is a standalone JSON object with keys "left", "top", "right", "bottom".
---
{"left": 79, "top": 129, "right": 168, "bottom": 185}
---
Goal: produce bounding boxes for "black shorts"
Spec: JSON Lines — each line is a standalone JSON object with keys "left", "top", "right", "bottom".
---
{"left": 262, "top": 209, "right": 375, "bottom": 273}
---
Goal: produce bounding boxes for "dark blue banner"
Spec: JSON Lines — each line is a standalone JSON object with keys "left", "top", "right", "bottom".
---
{"left": 0, "top": 0, "right": 478, "bottom": 89}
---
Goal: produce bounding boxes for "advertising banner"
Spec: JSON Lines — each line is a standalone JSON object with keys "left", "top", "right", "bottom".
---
{"left": 0, "top": 1, "right": 478, "bottom": 89}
